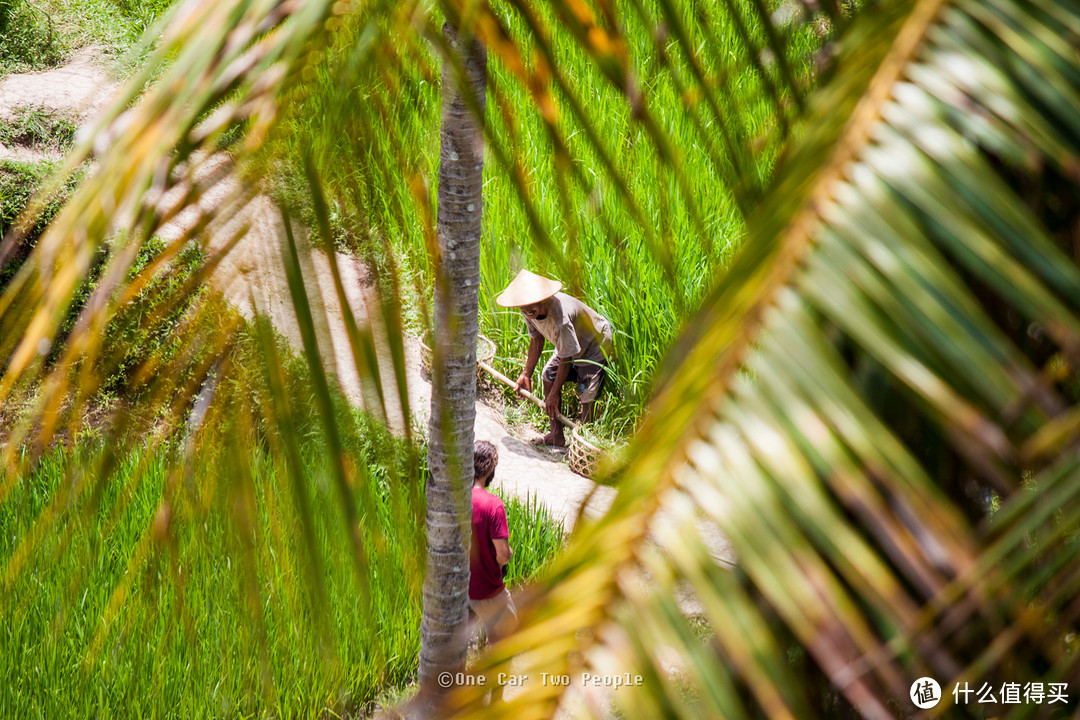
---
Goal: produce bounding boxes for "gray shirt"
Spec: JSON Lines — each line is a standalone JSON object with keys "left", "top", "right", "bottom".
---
{"left": 526, "top": 293, "right": 613, "bottom": 364}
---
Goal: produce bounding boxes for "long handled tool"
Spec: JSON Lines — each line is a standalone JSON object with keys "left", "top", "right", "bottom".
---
{"left": 477, "top": 360, "right": 580, "bottom": 430}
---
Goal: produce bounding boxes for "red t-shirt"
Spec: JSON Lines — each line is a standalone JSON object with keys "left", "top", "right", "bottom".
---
{"left": 470, "top": 486, "right": 509, "bottom": 600}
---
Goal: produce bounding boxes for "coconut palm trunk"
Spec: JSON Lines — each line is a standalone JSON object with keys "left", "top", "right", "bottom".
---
{"left": 417, "top": 19, "right": 486, "bottom": 710}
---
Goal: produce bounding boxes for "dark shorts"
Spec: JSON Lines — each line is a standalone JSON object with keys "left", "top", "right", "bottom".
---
{"left": 542, "top": 354, "right": 607, "bottom": 404}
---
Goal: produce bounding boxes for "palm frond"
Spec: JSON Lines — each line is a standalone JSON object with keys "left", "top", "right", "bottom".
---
{"left": 447, "top": 0, "right": 1080, "bottom": 717}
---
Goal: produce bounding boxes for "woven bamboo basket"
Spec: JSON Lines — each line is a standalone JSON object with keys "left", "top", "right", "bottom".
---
{"left": 420, "top": 331, "right": 496, "bottom": 383}
{"left": 569, "top": 425, "right": 605, "bottom": 478}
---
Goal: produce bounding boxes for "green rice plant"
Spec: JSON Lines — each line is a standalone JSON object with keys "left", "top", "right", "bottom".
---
{"left": 0, "top": 422, "right": 425, "bottom": 719}
{"left": 497, "top": 490, "right": 566, "bottom": 586}
{"left": 0, "top": 306, "right": 427, "bottom": 718}
{"left": 0, "top": 407, "right": 567, "bottom": 719}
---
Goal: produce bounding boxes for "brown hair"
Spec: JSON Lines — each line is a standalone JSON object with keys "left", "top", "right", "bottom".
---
{"left": 474, "top": 440, "right": 499, "bottom": 486}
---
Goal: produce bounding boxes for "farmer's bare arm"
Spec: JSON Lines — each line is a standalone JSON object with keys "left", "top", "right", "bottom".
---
{"left": 515, "top": 335, "right": 545, "bottom": 395}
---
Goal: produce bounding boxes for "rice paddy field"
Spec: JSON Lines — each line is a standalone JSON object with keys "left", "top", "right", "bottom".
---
{"left": 279, "top": 0, "right": 822, "bottom": 438}
{"left": 0, "top": 417, "right": 565, "bottom": 718}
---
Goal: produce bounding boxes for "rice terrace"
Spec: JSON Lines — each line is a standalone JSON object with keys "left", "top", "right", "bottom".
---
{"left": 3, "top": 0, "right": 1080, "bottom": 717}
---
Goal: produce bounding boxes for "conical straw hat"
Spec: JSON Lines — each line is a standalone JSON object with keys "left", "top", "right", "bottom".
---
{"left": 496, "top": 269, "right": 563, "bottom": 307}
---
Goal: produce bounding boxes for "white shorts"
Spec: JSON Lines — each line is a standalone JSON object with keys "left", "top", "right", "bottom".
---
{"left": 469, "top": 587, "right": 518, "bottom": 643}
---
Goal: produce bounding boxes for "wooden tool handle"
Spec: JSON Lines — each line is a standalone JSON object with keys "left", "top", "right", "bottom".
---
{"left": 477, "top": 360, "right": 580, "bottom": 430}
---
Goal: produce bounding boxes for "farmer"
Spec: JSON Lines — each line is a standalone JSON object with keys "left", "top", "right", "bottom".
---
{"left": 469, "top": 440, "right": 517, "bottom": 644}
{"left": 497, "top": 269, "right": 614, "bottom": 447}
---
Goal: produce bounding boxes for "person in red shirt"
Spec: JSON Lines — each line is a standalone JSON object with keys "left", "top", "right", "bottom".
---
{"left": 469, "top": 440, "right": 517, "bottom": 644}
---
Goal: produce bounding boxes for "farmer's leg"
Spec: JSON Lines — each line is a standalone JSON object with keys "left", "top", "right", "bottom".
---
{"left": 542, "top": 379, "right": 563, "bottom": 444}
{"left": 577, "top": 362, "right": 606, "bottom": 423}
{"left": 580, "top": 402, "right": 595, "bottom": 423}
{"left": 539, "top": 355, "right": 566, "bottom": 446}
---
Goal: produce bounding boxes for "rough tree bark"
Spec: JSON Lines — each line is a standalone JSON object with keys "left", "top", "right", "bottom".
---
{"left": 416, "top": 20, "right": 486, "bottom": 714}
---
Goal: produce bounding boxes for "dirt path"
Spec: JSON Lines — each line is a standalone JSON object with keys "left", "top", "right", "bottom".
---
{"left": 0, "top": 47, "right": 116, "bottom": 163}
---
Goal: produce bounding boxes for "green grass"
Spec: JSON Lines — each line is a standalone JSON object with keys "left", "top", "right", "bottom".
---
{"left": 0, "top": 0, "right": 62, "bottom": 74}
{"left": 268, "top": 0, "right": 822, "bottom": 444}
{"left": 0, "top": 158, "right": 84, "bottom": 289}
{"left": 0, "top": 158, "right": 71, "bottom": 235}
{"left": 0, "top": 106, "right": 78, "bottom": 153}
{"left": 0, "top": 0, "right": 176, "bottom": 77}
